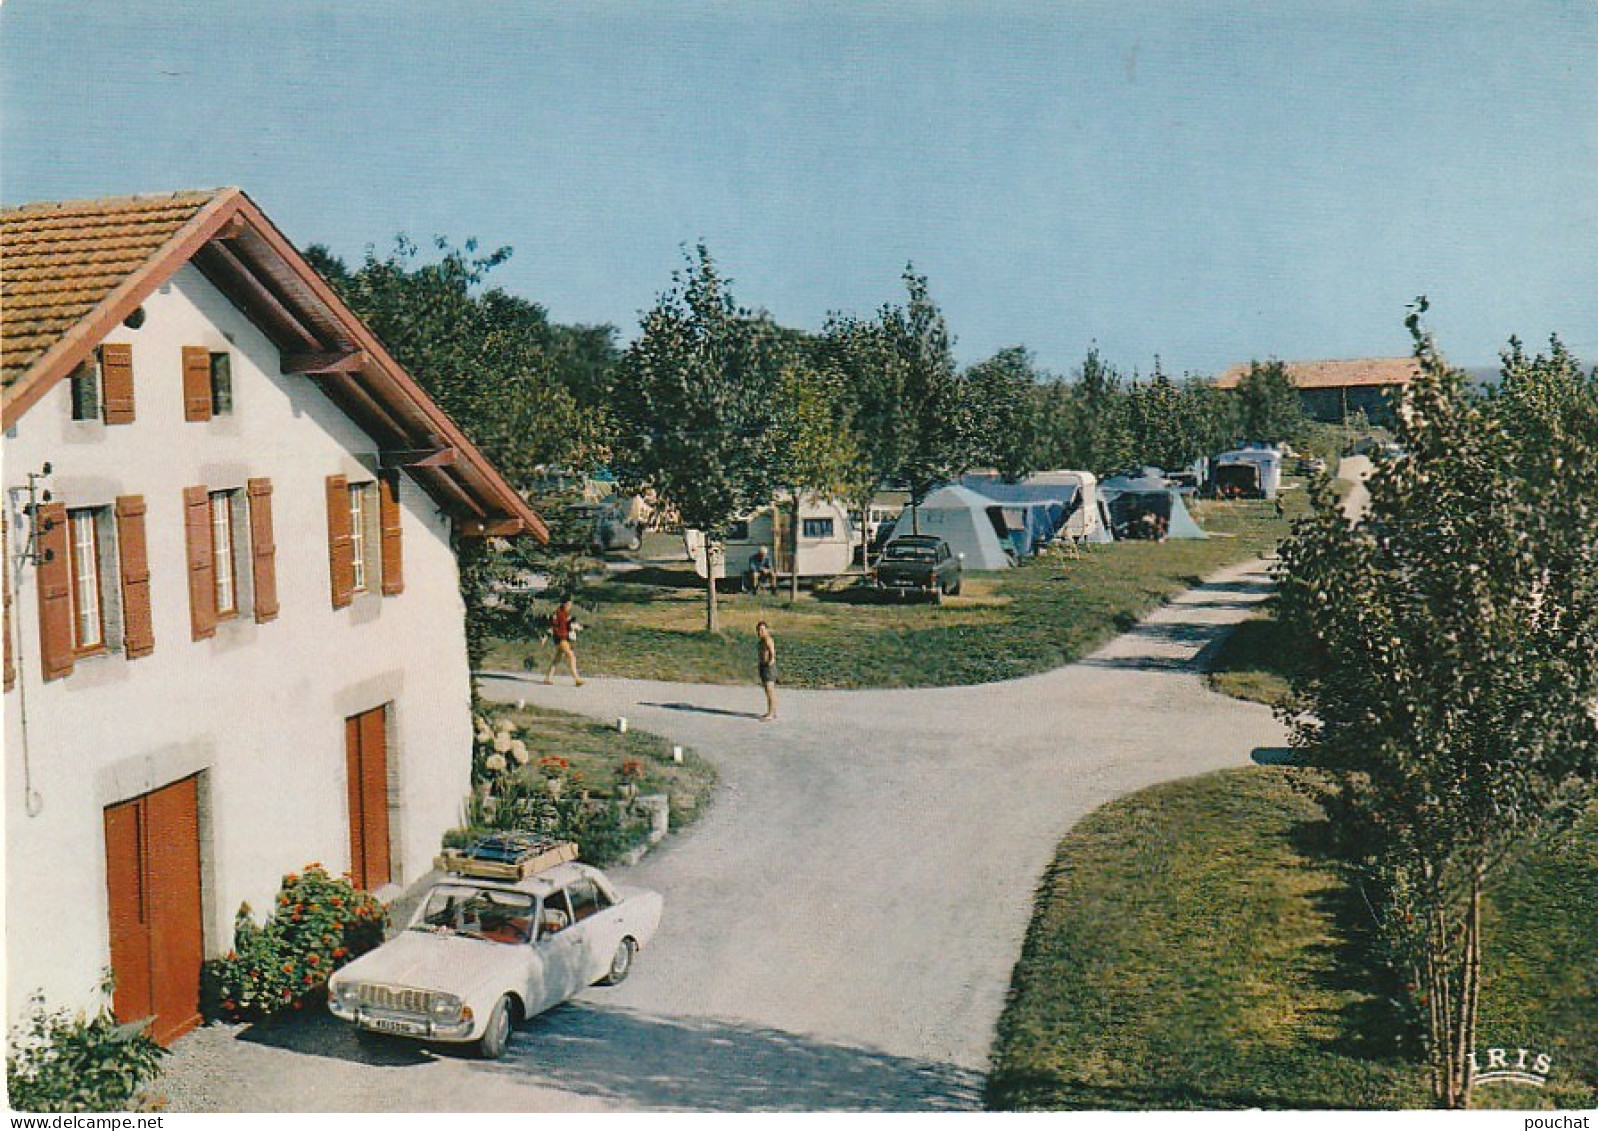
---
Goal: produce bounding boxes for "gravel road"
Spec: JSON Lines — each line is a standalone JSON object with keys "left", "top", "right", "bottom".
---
{"left": 160, "top": 556, "right": 1286, "bottom": 1112}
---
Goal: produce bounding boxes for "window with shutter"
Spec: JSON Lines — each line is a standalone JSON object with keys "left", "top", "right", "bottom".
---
{"left": 34, "top": 502, "right": 75, "bottom": 680}
{"left": 209, "top": 491, "right": 240, "bottom": 619}
{"left": 181, "top": 348, "right": 212, "bottom": 423}
{"left": 115, "top": 497, "right": 155, "bottom": 659}
{"left": 67, "top": 507, "right": 108, "bottom": 654}
{"left": 100, "top": 343, "right": 136, "bottom": 425}
{"left": 325, "top": 475, "right": 354, "bottom": 609}
{"left": 379, "top": 473, "right": 404, "bottom": 596}
{"left": 246, "top": 479, "right": 278, "bottom": 623}
{"left": 70, "top": 358, "right": 101, "bottom": 421}
{"left": 182, "top": 487, "right": 217, "bottom": 640}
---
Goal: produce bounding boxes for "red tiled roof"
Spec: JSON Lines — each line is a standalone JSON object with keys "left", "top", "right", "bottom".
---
{"left": 0, "top": 189, "right": 545, "bottom": 540}
{"left": 2, "top": 191, "right": 228, "bottom": 388}
{"left": 1215, "top": 358, "right": 1421, "bottom": 390}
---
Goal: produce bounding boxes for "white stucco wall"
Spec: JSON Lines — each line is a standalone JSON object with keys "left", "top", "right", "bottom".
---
{"left": 3, "top": 264, "right": 476, "bottom": 1019}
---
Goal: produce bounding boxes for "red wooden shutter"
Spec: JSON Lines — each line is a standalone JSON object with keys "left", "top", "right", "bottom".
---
{"left": 4, "top": 512, "right": 15, "bottom": 691}
{"left": 181, "top": 347, "right": 212, "bottom": 422}
{"left": 35, "top": 501, "right": 74, "bottom": 681}
{"left": 182, "top": 486, "right": 217, "bottom": 640}
{"left": 115, "top": 496, "right": 155, "bottom": 658}
{"left": 326, "top": 475, "right": 354, "bottom": 609}
{"left": 378, "top": 473, "right": 404, "bottom": 596}
{"left": 100, "top": 343, "right": 136, "bottom": 424}
{"left": 246, "top": 478, "right": 279, "bottom": 623}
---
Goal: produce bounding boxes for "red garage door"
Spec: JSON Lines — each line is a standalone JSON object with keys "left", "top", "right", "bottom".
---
{"left": 345, "top": 706, "right": 391, "bottom": 890}
{"left": 104, "top": 776, "right": 204, "bottom": 1045}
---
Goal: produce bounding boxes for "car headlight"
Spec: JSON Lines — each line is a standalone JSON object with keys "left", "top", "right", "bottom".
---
{"left": 429, "top": 993, "right": 464, "bottom": 1021}
{"left": 334, "top": 981, "right": 362, "bottom": 1009}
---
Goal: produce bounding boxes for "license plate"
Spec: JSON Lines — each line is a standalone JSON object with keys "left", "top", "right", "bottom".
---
{"left": 364, "top": 1016, "right": 427, "bottom": 1036}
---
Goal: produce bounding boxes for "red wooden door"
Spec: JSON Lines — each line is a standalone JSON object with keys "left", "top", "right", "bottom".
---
{"left": 345, "top": 706, "right": 390, "bottom": 890}
{"left": 104, "top": 776, "right": 203, "bottom": 1045}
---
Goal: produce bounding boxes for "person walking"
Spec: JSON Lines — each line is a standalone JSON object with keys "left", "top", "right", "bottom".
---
{"left": 756, "top": 620, "right": 777, "bottom": 721}
{"left": 544, "top": 596, "right": 585, "bottom": 686}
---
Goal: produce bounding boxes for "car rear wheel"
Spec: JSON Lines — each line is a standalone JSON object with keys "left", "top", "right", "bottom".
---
{"left": 950, "top": 575, "right": 962, "bottom": 596}
{"left": 600, "top": 937, "right": 637, "bottom": 985}
{"left": 478, "top": 995, "right": 515, "bottom": 1060}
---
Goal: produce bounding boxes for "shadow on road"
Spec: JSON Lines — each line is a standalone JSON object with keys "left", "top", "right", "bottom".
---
{"left": 485, "top": 1002, "right": 984, "bottom": 1112}
{"left": 640, "top": 701, "right": 765, "bottom": 720}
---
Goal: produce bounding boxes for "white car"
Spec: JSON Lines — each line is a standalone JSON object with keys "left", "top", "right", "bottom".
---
{"left": 328, "top": 861, "right": 663, "bottom": 1058}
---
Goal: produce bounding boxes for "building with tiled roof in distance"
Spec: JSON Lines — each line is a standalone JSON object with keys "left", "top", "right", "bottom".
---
{"left": 2, "top": 189, "right": 545, "bottom": 1042}
{"left": 1215, "top": 357, "right": 1421, "bottom": 425}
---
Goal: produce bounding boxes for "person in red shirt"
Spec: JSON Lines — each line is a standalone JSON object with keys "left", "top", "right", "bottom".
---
{"left": 543, "top": 596, "right": 585, "bottom": 686}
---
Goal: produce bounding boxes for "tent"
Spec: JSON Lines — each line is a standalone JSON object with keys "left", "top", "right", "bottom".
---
{"left": 890, "top": 485, "right": 1015, "bottom": 569}
{"left": 1211, "top": 446, "right": 1283, "bottom": 499}
{"left": 1014, "top": 470, "right": 1109, "bottom": 542}
{"left": 958, "top": 476, "right": 1068, "bottom": 556}
{"left": 1098, "top": 471, "right": 1208, "bottom": 540}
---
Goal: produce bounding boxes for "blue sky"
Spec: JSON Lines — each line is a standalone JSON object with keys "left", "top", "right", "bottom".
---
{"left": 4, "top": 1, "right": 1594, "bottom": 376}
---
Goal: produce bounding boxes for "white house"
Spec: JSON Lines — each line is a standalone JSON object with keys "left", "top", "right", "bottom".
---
{"left": 1, "top": 190, "right": 546, "bottom": 1044}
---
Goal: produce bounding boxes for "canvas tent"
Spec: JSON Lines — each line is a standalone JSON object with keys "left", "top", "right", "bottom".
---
{"left": 1098, "top": 470, "right": 1208, "bottom": 540}
{"left": 958, "top": 476, "right": 1068, "bottom": 556}
{"left": 890, "top": 485, "right": 1015, "bottom": 569}
{"left": 1016, "top": 470, "right": 1109, "bottom": 542}
{"left": 1211, "top": 446, "right": 1283, "bottom": 499}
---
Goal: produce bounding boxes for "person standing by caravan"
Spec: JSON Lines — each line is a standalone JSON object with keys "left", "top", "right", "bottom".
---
{"left": 756, "top": 621, "right": 777, "bottom": 721}
{"left": 544, "top": 596, "right": 585, "bottom": 686}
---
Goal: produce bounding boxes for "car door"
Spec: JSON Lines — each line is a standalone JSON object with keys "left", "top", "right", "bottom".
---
{"left": 530, "top": 887, "right": 588, "bottom": 1012}
{"left": 564, "top": 875, "right": 626, "bottom": 984}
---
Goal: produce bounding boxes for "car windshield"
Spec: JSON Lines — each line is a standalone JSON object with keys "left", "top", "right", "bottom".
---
{"left": 410, "top": 884, "right": 537, "bottom": 945}
{"left": 884, "top": 543, "right": 937, "bottom": 562}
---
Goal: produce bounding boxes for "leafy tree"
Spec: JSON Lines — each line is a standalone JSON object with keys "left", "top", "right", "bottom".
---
{"left": 1276, "top": 304, "right": 1598, "bottom": 1108}
{"left": 878, "top": 268, "right": 970, "bottom": 530}
{"left": 612, "top": 245, "right": 787, "bottom": 631}
{"left": 1234, "top": 359, "right": 1306, "bottom": 444}
{"left": 306, "top": 239, "right": 616, "bottom": 487}
{"left": 771, "top": 358, "right": 870, "bottom": 600}
{"left": 965, "top": 346, "right": 1046, "bottom": 481}
{"left": 1065, "top": 347, "right": 1136, "bottom": 476}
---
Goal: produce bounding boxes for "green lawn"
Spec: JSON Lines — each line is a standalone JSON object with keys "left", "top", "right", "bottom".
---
{"left": 1205, "top": 610, "right": 1300, "bottom": 707}
{"left": 987, "top": 768, "right": 1598, "bottom": 1111}
{"left": 487, "top": 494, "right": 1302, "bottom": 688}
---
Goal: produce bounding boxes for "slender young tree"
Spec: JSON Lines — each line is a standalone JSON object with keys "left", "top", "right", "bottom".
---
{"left": 879, "top": 268, "right": 969, "bottom": 532}
{"left": 965, "top": 346, "right": 1046, "bottom": 481}
{"left": 772, "top": 359, "right": 869, "bottom": 601}
{"left": 1276, "top": 304, "right": 1598, "bottom": 1108}
{"left": 612, "top": 245, "right": 786, "bottom": 632}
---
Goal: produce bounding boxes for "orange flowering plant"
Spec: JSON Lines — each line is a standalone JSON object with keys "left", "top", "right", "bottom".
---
{"left": 201, "top": 864, "right": 387, "bottom": 1022}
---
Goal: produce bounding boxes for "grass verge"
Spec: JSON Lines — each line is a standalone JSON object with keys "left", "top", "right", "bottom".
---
{"left": 1204, "top": 611, "right": 1300, "bottom": 707}
{"left": 987, "top": 767, "right": 1597, "bottom": 1110}
{"left": 488, "top": 494, "right": 1300, "bottom": 689}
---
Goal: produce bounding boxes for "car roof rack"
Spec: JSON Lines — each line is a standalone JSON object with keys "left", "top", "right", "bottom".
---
{"left": 434, "top": 834, "right": 579, "bottom": 881}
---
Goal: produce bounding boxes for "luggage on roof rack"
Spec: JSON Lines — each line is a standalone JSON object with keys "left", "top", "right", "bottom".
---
{"left": 434, "top": 834, "right": 578, "bottom": 880}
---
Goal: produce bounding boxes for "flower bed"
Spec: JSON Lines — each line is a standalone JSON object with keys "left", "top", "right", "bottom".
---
{"left": 200, "top": 865, "right": 387, "bottom": 1022}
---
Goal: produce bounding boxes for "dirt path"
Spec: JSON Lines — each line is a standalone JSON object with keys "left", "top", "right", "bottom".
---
{"left": 160, "top": 556, "right": 1286, "bottom": 1112}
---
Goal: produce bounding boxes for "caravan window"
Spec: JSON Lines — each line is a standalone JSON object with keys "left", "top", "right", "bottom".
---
{"left": 801, "top": 517, "right": 835, "bottom": 539}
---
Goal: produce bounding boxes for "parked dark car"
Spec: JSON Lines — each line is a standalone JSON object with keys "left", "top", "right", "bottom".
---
{"left": 874, "top": 535, "right": 961, "bottom": 602}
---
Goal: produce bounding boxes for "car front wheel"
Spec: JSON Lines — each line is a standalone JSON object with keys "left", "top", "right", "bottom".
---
{"left": 600, "top": 937, "right": 637, "bottom": 985}
{"left": 478, "top": 995, "right": 515, "bottom": 1060}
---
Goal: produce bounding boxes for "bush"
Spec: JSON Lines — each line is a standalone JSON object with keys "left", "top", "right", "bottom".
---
{"left": 6, "top": 989, "right": 166, "bottom": 1112}
{"left": 200, "top": 864, "right": 387, "bottom": 1022}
